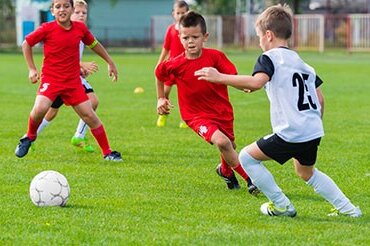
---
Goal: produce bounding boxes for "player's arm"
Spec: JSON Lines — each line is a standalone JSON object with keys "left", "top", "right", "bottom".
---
{"left": 89, "top": 41, "right": 117, "bottom": 82}
{"left": 22, "top": 40, "right": 39, "bottom": 84}
{"left": 155, "top": 64, "right": 173, "bottom": 115}
{"left": 157, "top": 48, "right": 170, "bottom": 65}
{"left": 80, "top": 61, "right": 98, "bottom": 78}
{"left": 194, "top": 67, "right": 269, "bottom": 92}
{"left": 316, "top": 87, "right": 324, "bottom": 118}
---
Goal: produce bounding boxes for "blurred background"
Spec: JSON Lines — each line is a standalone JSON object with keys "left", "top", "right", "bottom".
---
{"left": 1, "top": 0, "right": 370, "bottom": 52}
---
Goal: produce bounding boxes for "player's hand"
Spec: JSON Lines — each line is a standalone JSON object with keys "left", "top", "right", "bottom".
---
{"left": 157, "top": 97, "right": 173, "bottom": 115}
{"left": 108, "top": 63, "right": 118, "bottom": 82}
{"left": 28, "top": 69, "right": 39, "bottom": 84}
{"left": 81, "top": 61, "right": 98, "bottom": 78}
{"left": 194, "top": 67, "right": 221, "bottom": 83}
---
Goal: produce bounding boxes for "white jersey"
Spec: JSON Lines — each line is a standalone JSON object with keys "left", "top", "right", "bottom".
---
{"left": 256, "top": 47, "right": 324, "bottom": 142}
{"left": 79, "top": 41, "right": 92, "bottom": 90}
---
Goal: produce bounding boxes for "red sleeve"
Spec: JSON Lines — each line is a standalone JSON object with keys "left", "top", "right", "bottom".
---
{"left": 78, "top": 22, "right": 96, "bottom": 46}
{"left": 163, "top": 25, "right": 173, "bottom": 50}
{"left": 216, "top": 51, "right": 237, "bottom": 75}
{"left": 25, "top": 22, "right": 48, "bottom": 47}
{"left": 155, "top": 62, "right": 171, "bottom": 82}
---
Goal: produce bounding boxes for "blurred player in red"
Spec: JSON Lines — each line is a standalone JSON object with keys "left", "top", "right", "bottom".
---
{"left": 15, "top": 0, "right": 122, "bottom": 161}
{"left": 155, "top": 11, "right": 259, "bottom": 195}
{"left": 156, "top": 0, "right": 189, "bottom": 128}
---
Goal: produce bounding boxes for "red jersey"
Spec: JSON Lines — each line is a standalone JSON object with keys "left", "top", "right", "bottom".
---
{"left": 163, "top": 24, "right": 184, "bottom": 59}
{"left": 156, "top": 48, "right": 237, "bottom": 122}
{"left": 25, "top": 21, "right": 95, "bottom": 86}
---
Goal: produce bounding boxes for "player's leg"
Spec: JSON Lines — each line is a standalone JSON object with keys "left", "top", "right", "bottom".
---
{"left": 239, "top": 141, "right": 296, "bottom": 217}
{"left": 156, "top": 84, "right": 172, "bottom": 127}
{"left": 294, "top": 159, "right": 362, "bottom": 217}
{"left": 71, "top": 91, "right": 98, "bottom": 152}
{"left": 72, "top": 101, "right": 122, "bottom": 161}
{"left": 37, "top": 96, "right": 63, "bottom": 135}
{"left": 15, "top": 95, "right": 53, "bottom": 157}
{"left": 211, "top": 130, "right": 259, "bottom": 195}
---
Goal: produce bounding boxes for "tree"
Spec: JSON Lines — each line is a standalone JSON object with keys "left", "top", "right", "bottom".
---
{"left": 193, "top": 0, "right": 238, "bottom": 15}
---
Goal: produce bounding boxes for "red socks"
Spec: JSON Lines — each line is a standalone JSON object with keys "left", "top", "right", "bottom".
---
{"left": 90, "top": 125, "right": 111, "bottom": 156}
{"left": 27, "top": 117, "right": 40, "bottom": 141}
{"left": 220, "top": 157, "right": 234, "bottom": 177}
{"left": 221, "top": 156, "right": 250, "bottom": 181}
{"left": 233, "top": 163, "right": 250, "bottom": 181}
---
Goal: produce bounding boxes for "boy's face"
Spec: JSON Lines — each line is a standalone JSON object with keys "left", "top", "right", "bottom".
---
{"left": 179, "top": 24, "right": 208, "bottom": 59}
{"left": 173, "top": 6, "right": 188, "bottom": 23}
{"left": 51, "top": 0, "right": 73, "bottom": 25}
{"left": 71, "top": 5, "right": 88, "bottom": 23}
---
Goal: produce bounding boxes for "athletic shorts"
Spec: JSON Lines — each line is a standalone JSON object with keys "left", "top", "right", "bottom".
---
{"left": 50, "top": 80, "right": 94, "bottom": 109}
{"left": 186, "top": 118, "right": 235, "bottom": 144}
{"left": 256, "top": 133, "right": 321, "bottom": 166}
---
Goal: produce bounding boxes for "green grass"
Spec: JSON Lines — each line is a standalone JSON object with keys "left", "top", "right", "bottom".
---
{"left": 0, "top": 50, "right": 369, "bottom": 245}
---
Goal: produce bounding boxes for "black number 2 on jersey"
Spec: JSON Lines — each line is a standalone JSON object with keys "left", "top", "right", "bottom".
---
{"left": 292, "top": 73, "right": 317, "bottom": 111}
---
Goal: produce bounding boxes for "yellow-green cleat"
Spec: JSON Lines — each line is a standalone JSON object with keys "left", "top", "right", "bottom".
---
{"left": 179, "top": 121, "right": 188, "bottom": 129}
{"left": 156, "top": 114, "right": 168, "bottom": 127}
{"left": 71, "top": 136, "right": 95, "bottom": 153}
{"left": 327, "top": 207, "right": 362, "bottom": 218}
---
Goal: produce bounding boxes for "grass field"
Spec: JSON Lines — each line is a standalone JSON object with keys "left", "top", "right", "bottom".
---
{"left": 0, "top": 50, "right": 369, "bottom": 245}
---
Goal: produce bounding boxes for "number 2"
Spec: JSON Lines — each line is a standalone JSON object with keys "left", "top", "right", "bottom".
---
{"left": 292, "top": 73, "right": 317, "bottom": 111}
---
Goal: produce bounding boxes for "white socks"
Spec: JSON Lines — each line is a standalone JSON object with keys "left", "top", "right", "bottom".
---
{"left": 74, "top": 119, "right": 88, "bottom": 139}
{"left": 239, "top": 148, "right": 291, "bottom": 209}
{"left": 37, "top": 119, "right": 50, "bottom": 135}
{"left": 306, "top": 168, "right": 356, "bottom": 213}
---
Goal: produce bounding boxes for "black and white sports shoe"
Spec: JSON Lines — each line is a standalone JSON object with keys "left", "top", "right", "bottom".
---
{"left": 15, "top": 135, "right": 34, "bottom": 158}
{"left": 216, "top": 163, "right": 240, "bottom": 189}
{"left": 247, "top": 178, "right": 260, "bottom": 197}
{"left": 260, "top": 202, "right": 297, "bottom": 217}
{"left": 104, "top": 151, "right": 123, "bottom": 162}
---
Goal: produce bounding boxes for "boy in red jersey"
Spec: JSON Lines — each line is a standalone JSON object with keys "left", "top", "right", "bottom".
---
{"left": 156, "top": 0, "right": 189, "bottom": 128}
{"left": 155, "top": 11, "right": 259, "bottom": 196}
{"left": 15, "top": 0, "right": 122, "bottom": 161}
{"left": 37, "top": 0, "right": 98, "bottom": 153}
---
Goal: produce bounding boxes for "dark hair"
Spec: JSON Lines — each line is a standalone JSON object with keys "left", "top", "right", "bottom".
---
{"left": 174, "top": 0, "right": 189, "bottom": 11}
{"left": 51, "top": 0, "right": 74, "bottom": 8}
{"left": 179, "top": 11, "right": 207, "bottom": 34}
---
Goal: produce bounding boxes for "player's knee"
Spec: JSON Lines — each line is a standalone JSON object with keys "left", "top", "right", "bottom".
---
{"left": 239, "top": 148, "right": 259, "bottom": 170}
{"left": 214, "top": 137, "right": 231, "bottom": 151}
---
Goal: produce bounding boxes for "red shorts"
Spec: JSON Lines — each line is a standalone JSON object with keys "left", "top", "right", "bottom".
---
{"left": 37, "top": 81, "right": 88, "bottom": 106}
{"left": 186, "top": 118, "right": 235, "bottom": 144}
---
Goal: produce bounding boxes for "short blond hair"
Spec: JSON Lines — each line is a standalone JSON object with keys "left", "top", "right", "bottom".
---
{"left": 74, "top": 0, "right": 88, "bottom": 7}
{"left": 255, "top": 4, "right": 293, "bottom": 40}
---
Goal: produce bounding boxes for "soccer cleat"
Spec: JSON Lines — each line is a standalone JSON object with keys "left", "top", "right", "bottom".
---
{"left": 71, "top": 136, "right": 94, "bottom": 152}
{"left": 15, "top": 135, "right": 34, "bottom": 158}
{"left": 179, "top": 121, "right": 188, "bottom": 129}
{"left": 104, "top": 151, "right": 123, "bottom": 161}
{"left": 260, "top": 202, "right": 297, "bottom": 217}
{"left": 327, "top": 206, "right": 362, "bottom": 218}
{"left": 156, "top": 114, "right": 168, "bottom": 127}
{"left": 216, "top": 164, "right": 240, "bottom": 189}
{"left": 247, "top": 178, "right": 260, "bottom": 196}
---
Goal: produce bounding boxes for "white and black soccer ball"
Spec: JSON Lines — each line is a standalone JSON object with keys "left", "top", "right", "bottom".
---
{"left": 29, "top": 170, "right": 70, "bottom": 207}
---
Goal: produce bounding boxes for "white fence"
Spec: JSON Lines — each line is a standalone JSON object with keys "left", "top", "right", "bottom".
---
{"left": 348, "top": 14, "right": 370, "bottom": 51}
{"left": 151, "top": 14, "right": 370, "bottom": 52}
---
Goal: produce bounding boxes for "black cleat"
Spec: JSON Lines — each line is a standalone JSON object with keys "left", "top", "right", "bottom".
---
{"left": 247, "top": 178, "right": 260, "bottom": 197}
{"left": 15, "top": 135, "right": 34, "bottom": 158}
{"left": 216, "top": 164, "right": 240, "bottom": 189}
{"left": 104, "top": 151, "right": 123, "bottom": 161}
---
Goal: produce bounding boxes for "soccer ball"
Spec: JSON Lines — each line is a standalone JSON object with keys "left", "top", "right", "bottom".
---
{"left": 29, "top": 170, "right": 70, "bottom": 207}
